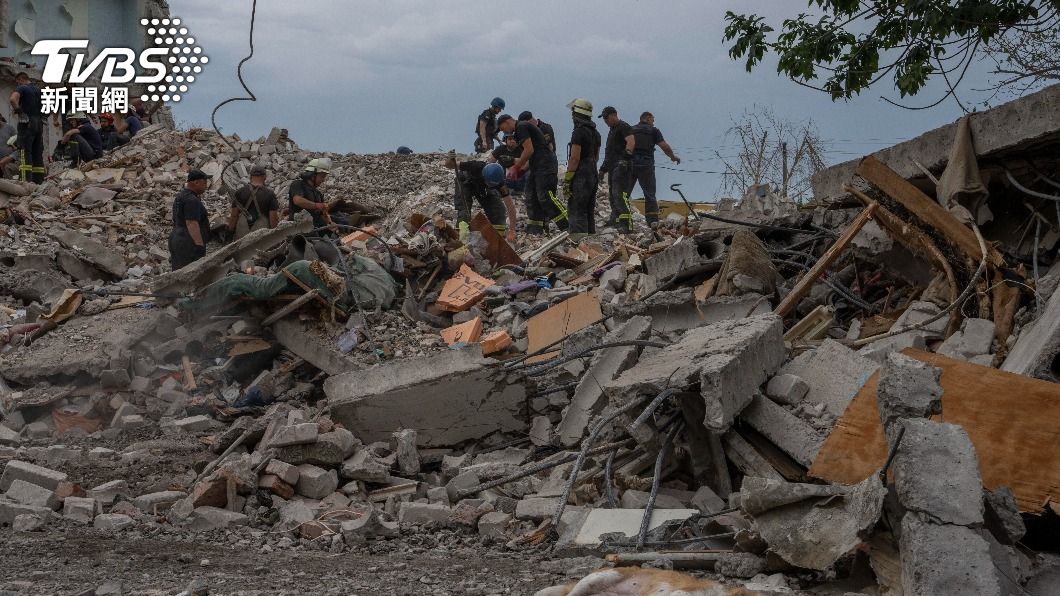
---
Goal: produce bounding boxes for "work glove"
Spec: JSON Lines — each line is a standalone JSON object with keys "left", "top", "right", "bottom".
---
{"left": 507, "top": 164, "right": 523, "bottom": 180}
{"left": 562, "top": 171, "right": 575, "bottom": 199}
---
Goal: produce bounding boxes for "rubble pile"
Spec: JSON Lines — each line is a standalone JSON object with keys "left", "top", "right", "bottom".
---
{"left": 3, "top": 90, "right": 1060, "bottom": 595}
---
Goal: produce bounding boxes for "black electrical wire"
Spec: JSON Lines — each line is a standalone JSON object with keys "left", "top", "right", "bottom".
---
{"left": 697, "top": 212, "right": 834, "bottom": 237}
{"left": 771, "top": 258, "right": 876, "bottom": 312}
{"left": 210, "top": 0, "right": 258, "bottom": 184}
{"left": 636, "top": 418, "right": 684, "bottom": 549}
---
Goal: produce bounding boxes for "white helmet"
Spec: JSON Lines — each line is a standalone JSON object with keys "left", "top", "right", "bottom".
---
{"left": 304, "top": 157, "right": 332, "bottom": 174}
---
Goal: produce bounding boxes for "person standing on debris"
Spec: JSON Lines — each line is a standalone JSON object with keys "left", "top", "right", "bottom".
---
{"left": 60, "top": 112, "right": 104, "bottom": 167}
{"left": 630, "top": 112, "right": 680, "bottom": 225}
{"left": 445, "top": 156, "right": 518, "bottom": 242}
{"left": 475, "top": 97, "right": 506, "bottom": 153}
{"left": 499, "top": 114, "right": 568, "bottom": 235}
{"left": 518, "top": 111, "right": 556, "bottom": 154}
{"left": 289, "top": 158, "right": 335, "bottom": 230}
{"left": 563, "top": 99, "right": 602, "bottom": 239}
{"left": 9, "top": 72, "right": 45, "bottom": 183}
{"left": 168, "top": 169, "right": 213, "bottom": 270}
{"left": 598, "top": 106, "right": 635, "bottom": 233}
{"left": 227, "top": 165, "right": 279, "bottom": 240}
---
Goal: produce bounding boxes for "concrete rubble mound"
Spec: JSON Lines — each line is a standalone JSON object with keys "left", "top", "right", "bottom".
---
{"left": 2, "top": 90, "right": 1060, "bottom": 594}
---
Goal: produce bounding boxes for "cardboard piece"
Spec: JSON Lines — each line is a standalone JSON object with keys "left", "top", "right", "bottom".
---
{"left": 526, "top": 291, "right": 602, "bottom": 363}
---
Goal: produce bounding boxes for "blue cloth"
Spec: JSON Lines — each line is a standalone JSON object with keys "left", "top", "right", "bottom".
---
{"left": 78, "top": 123, "right": 104, "bottom": 154}
{"left": 126, "top": 114, "right": 144, "bottom": 136}
{"left": 15, "top": 84, "right": 41, "bottom": 117}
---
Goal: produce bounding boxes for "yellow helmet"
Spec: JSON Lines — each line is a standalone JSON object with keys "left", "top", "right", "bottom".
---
{"left": 304, "top": 157, "right": 332, "bottom": 174}
{"left": 567, "top": 98, "right": 593, "bottom": 118}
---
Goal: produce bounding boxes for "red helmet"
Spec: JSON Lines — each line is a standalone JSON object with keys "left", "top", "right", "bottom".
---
{"left": 100, "top": 113, "right": 115, "bottom": 122}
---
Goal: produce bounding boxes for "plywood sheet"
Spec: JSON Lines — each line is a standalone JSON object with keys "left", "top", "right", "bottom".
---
{"left": 526, "top": 291, "right": 602, "bottom": 363}
{"left": 469, "top": 213, "right": 521, "bottom": 266}
{"left": 809, "top": 349, "right": 1060, "bottom": 513}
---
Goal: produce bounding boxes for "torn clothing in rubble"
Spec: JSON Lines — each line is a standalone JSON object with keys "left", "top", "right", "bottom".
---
{"left": 176, "top": 255, "right": 396, "bottom": 316}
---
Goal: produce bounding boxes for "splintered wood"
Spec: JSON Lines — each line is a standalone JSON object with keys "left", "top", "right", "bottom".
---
{"left": 435, "top": 264, "right": 493, "bottom": 312}
{"left": 525, "top": 291, "right": 602, "bottom": 363}
{"left": 809, "top": 349, "right": 1060, "bottom": 513}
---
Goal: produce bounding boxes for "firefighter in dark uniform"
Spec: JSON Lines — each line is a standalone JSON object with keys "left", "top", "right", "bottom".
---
{"left": 598, "top": 106, "right": 635, "bottom": 233}
{"left": 475, "top": 97, "right": 505, "bottom": 153}
{"left": 490, "top": 134, "right": 526, "bottom": 195}
{"left": 630, "top": 111, "right": 680, "bottom": 225}
{"left": 517, "top": 111, "right": 555, "bottom": 153}
{"left": 498, "top": 114, "right": 568, "bottom": 235}
{"left": 8, "top": 72, "right": 45, "bottom": 183}
{"left": 446, "top": 157, "right": 518, "bottom": 242}
{"left": 169, "top": 170, "right": 212, "bottom": 270}
{"left": 563, "top": 99, "right": 602, "bottom": 239}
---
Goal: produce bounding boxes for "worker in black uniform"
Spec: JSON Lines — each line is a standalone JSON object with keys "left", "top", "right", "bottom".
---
{"left": 445, "top": 157, "right": 518, "bottom": 242}
{"left": 563, "top": 99, "right": 602, "bottom": 239}
{"left": 498, "top": 114, "right": 568, "bottom": 235}
{"left": 517, "top": 111, "right": 555, "bottom": 153}
{"left": 598, "top": 106, "right": 635, "bottom": 233}
{"left": 8, "top": 72, "right": 45, "bottom": 183}
{"left": 475, "top": 97, "right": 505, "bottom": 153}
{"left": 169, "top": 170, "right": 213, "bottom": 270}
{"left": 60, "top": 112, "right": 104, "bottom": 167}
{"left": 226, "top": 165, "right": 280, "bottom": 240}
{"left": 630, "top": 111, "right": 680, "bottom": 225}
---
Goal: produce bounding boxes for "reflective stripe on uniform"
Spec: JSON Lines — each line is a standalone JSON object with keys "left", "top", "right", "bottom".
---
{"left": 492, "top": 224, "right": 507, "bottom": 231}
{"left": 547, "top": 191, "right": 568, "bottom": 220}
{"left": 526, "top": 219, "right": 544, "bottom": 226}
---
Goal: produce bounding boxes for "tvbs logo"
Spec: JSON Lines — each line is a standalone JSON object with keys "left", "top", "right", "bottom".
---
{"left": 32, "top": 40, "right": 168, "bottom": 84}
{"left": 30, "top": 17, "right": 207, "bottom": 104}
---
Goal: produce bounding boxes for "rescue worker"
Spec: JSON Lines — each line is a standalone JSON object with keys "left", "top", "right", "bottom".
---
{"left": 8, "top": 72, "right": 44, "bottom": 183}
{"left": 598, "top": 106, "right": 635, "bottom": 232}
{"left": 629, "top": 112, "right": 680, "bottom": 225}
{"left": 498, "top": 114, "right": 568, "bottom": 235}
{"left": 168, "top": 170, "right": 212, "bottom": 270}
{"left": 288, "top": 158, "right": 335, "bottom": 230}
{"left": 0, "top": 135, "right": 22, "bottom": 178}
{"left": 226, "top": 165, "right": 279, "bottom": 240}
{"left": 60, "top": 112, "right": 104, "bottom": 167}
{"left": 563, "top": 99, "right": 601, "bottom": 239}
{"left": 490, "top": 134, "right": 526, "bottom": 195}
{"left": 475, "top": 97, "right": 505, "bottom": 153}
{"left": 445, "top": 157, "right": 518, "bottom": 242}
{"left": 517, "top": 111, "right": 555, "bottom": 153}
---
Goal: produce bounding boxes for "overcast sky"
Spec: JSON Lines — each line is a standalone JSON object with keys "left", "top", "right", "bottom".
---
{"left": 169, "top": 0, "right": 1013, "bottom": 202}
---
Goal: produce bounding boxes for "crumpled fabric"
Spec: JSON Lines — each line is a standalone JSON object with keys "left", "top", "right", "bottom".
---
{"left": 937, "top": 115, "right": 991, "bottom": 225}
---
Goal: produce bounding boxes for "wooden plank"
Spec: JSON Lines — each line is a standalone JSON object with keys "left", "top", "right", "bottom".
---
{"left": 808, "top": 348, "right": 1060, "bottom": 513}
{"left": 228, "top": 338, "right": 273, "bottom": 357}
{"left": 774, "top": 202, "right": 877, "bottom": 317}
{"left": 721, "top": 430, "right": 784, "bottom": 482}
{"left": 855, "top": 156, "right": 1003, "bottom": 267}
{"left": 469, "top": 212, "right": 521, "bottom": 267}
{"left": 525, "top": 291, "right": 602, "bottom": 363}
{"left": 261, "top": 289, "right": 320, "bottom": 326}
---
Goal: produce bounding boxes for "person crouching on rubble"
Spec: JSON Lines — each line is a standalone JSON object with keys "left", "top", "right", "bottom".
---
{"left": 445, "top": 155, "right": 518, "bottom": 242}
{"left": 227, "top": 165, "right": 279, "bottom": 240}
{"left": 289, "top": 158, "right": 336, "bottom": 232}
{"left": 60, "top": 112, "right": 104, "bottom": 167}
{"left": 169, "top": 169, "right": 213, "bottom": 270}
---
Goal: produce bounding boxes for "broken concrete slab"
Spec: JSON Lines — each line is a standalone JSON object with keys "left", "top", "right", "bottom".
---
{"left": 893, "top": 418, "right": 984, "bottom": 526}
{"left": 327, "top": 346, "right": 525, "bottom": 447}
{"left": 606, "top": 315, "right": 785, "bottom": 434}
{"left": 899, "top": 512, "right": 1001, "bottom": 596}
{"left": 713, "top": 230, "right": 777, "bottom": 297}
{"left": 740, "top": 394, "right": 824, "bottom": 468}
{"left": 1002, "top": 282, "right": 1060, "bottom": 382}
{"left": 185, "top": 506, "right": 249, "bottom": 532}
{"left": 5, "top": 479, "right": 60, "bottom": 510}
{"left": 938, "top": 318, "right": 995, "bottom": 361}
{"left": 778, "top": 338, "right": 878, "bottom": 417}
{"left": 555, "top": 316, "right": 652, "bottom": 447}
{"left": 46, "top": 225, "right": 127, "bottom": 278}
{"left": 0, "top": 460, "right": 68, "bottom": 492}
{"left": 984, "top": 486, "right": 1026, "bottom": 545}
{"left": 876, "top": 352, "right": 942, "bottom": 432}
{"left": 568, "top": 508, "right": 698, "bottom": 548}
{"left": 764, "top": 373, "right": 809, "bottom": 405}
{"left": 272, "top": 318, "right": 357, "bottom": 376}
{"left": 644, "top": 238, "right": 700, "bottom": 280}
{"left": 740, "top": 476, "right": 885, "bottom": 571}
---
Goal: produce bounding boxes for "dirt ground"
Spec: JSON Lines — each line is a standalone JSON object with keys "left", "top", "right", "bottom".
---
{"left": 0, "top": 529, "right": 595, "bottom": 595}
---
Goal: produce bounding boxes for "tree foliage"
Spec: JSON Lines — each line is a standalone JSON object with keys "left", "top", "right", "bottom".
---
{"left": 716, "top": 107, "right": 828, "bottom": 204}
{"left": 723, "top": 1, "right": 1060, "bottom": 102}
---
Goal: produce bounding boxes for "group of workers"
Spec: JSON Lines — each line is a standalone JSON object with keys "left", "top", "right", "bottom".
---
{"left": 462, "top": 96, "right": 680, "bottom": 239}
{"left": 5, "top": 72, "right": 148, "bottom": 181}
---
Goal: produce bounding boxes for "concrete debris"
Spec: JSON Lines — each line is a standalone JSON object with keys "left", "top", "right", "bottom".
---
{"left": 0, "top": 90, "right": 1056, "bottom": 595}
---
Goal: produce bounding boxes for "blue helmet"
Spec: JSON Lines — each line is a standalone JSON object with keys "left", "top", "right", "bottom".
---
{"left": 396, "top": 146, "right": 412, "bottom": 155}
{"left": 491, "top": 97, "right": 505, "bottom": 109}
{"left": 483, "top": 162, "right": 505, "bottom": 187}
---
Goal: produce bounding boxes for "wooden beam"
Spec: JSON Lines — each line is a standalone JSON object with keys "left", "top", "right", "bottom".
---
{"left": 721, "top": 431, "right": 784, "bottom": 482}
{"left": 855, "top": 156, "right": 1003, "bottom": 267}
{"left": 774, "top": 202, "right": 877, "bottom": 317}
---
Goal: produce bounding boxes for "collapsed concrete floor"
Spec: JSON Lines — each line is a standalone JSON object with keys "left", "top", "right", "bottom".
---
{"left": 3, "top": 89, "right": 1060, "bottom": 595}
